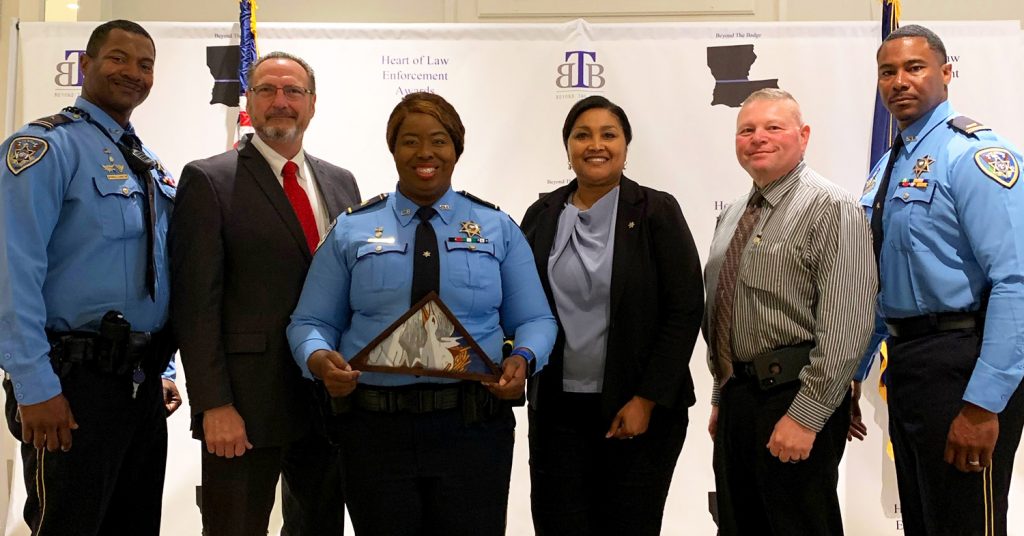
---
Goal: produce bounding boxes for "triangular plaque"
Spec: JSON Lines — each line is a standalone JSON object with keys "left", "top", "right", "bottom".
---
{"left": 348, "top": 291, "right": 502, "bottom": 382}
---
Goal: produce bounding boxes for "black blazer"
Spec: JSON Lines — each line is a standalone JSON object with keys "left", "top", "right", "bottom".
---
{"left": 169, "top": 135, "right": 360, "bottom": 447}
{"left": 520, "top": 176, "right": 704, "bottom": 419}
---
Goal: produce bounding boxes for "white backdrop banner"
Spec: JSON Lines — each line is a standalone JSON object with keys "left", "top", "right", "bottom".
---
{"left": 2, "top": 19, "right": 1023, "bottom": 536}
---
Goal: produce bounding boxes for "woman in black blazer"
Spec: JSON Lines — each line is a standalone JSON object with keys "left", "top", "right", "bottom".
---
{"left": 520, "top": 96, "right": 705, "bottom": 535}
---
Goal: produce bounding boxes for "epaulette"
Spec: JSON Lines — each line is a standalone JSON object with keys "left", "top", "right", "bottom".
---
{"left": 28, "top": 113, "right": 75, "bottom": 130}
{"left": 948, "top": 116, "right": 991, "bottom": 137}
{"left": 345, "top": 193, "right": 389, "bottom": 214}
{"left": 458, "top": 190, "right": 500, "bottom": 211}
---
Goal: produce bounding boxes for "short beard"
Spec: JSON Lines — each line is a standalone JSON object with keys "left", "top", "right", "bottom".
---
{"left": 256, "top": 124, "right": 299, "bottom": 143}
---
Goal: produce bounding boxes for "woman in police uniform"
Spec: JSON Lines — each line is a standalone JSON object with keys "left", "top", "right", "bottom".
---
{"left": 287, "top": 92, "right": 556, "bottom": 535}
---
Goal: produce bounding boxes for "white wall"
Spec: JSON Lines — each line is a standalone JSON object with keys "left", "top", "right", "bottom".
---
{"left": 2, "top": 0, "right": 1023, "bottom": 132}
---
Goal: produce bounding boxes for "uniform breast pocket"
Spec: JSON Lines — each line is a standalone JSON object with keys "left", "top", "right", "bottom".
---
{"left": 354, "top": 242, "right": 408, "bottom": 290}
{"left": 888, "top": 185, "right": 936, "bottom": 252}
{"left": 740, "top": 242, "right": 798, "bottom": 294}
{"left": 92, "top": 175, "right": 145, "bottom": 240}
{"left": 445, "top": 241, "right": 499, "bottom": 289}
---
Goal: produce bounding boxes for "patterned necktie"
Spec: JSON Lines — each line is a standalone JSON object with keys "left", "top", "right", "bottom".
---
{"left": 121, "top": 132, "right": 156, "bottom": 300}
{"left": 869, "top": 134, "right": 905, "bottom": 271}
{"left": 282, "top": 160, "right": 319, "bottom": 253}
{"left": 411, "top": 206, "right": 440, "bottom": 306}
{"left": 711, "top": 193, "right": 764, "bottom": 383}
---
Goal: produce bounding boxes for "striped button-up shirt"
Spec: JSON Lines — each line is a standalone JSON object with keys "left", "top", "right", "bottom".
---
{"left": 704, "top": 161, "right": 876, "bottom": 431}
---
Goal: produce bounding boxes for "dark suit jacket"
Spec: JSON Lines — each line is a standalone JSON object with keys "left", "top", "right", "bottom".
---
{"left": 170, "top": 135, "right": 360, "bottom": 447}
{"left": 520, "top": 176, "right": 704, "bottom": 419}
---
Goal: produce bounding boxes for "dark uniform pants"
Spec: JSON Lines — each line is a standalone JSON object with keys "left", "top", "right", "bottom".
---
{"left": 528, "top": 392, "right": 688, "bottom": 536}
{"left": 713, "top": 377, "right": 849, "bottom": 536}
{"left": 3, "top": 362, "right": 167, "bottom": 536}
{"left": 200, "top": 427, "right": 345, "bottom": 536}
{"left": 337, "top": 405, "right": 515, "bottom": 536}
{"left": 887, "top": 329, "right": 1024, "bottom": 536}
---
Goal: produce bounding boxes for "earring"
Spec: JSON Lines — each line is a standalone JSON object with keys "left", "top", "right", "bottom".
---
{"left": 567, "top": 161, "right": 572, "bottom": 170}
{"left": 623, "top": 162, "right": 627, "bottom": 170}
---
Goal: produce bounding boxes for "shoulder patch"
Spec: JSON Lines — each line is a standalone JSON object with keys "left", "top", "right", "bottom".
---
{"left": 28, "top": 113, "right": 75, "bottom": 131}
{"left": 6, "top": 136, "right": 49, "bottom": 175}
{"left": 346, "top": 193, "right": 389, "bottom": 214}
{"left": 458, "top": 190, "right": 500, "bottom": 210}
{"left": 948, "top": 116, "right": 991, "bottom": 137}
{"left": 974, "top": 147, "right": 1019, "bottom": 188}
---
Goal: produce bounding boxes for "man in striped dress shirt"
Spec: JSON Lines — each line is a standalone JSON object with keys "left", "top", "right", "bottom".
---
{"left": 703, "top": 88, "right": 876, "bottom": 536}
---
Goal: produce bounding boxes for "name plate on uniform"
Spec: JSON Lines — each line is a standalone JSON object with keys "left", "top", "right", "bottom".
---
{"left": 348, "top": 292, "right": 502, "bottom": 382}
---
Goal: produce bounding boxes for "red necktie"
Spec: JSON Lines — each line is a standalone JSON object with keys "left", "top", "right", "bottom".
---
{"left": 282, "top": 160, "right": 319, "bottom": 253}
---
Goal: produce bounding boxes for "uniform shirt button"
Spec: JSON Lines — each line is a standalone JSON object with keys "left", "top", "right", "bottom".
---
{"left": 375, "top": 245, "right": 382, "bottom": 252}
{"left": 14, "top": 382, "right": 21, "bottom": 389}
{"left": 121, "top": 186, "right": 130, "bottom": 195}
{"left": 901, "top": 192, "right": 910, "bottom": 200}
{"left": 3, "top": 352, "right": 10, "bottom": 359}
{"left": 469, "top": 245, "right": 477, "bottom": 251}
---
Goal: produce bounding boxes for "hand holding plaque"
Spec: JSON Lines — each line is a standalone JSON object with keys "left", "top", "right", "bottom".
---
{"left": 347, "top": 292, "right": 502, "bottom": 382}
{"left": 309, "top": 349, "right": 361, "bottom": 397}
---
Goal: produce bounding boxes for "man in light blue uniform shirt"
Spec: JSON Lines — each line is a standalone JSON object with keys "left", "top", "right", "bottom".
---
{"left": 0, "top": 20, "right": 179, "bottom": 536}
{"left": 863, "top": 24, "right": 1024, "bottom": 536}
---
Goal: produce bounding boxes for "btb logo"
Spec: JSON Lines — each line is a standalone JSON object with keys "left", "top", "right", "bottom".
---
{"left": 556, "top": 51, "right": 606, "bottom": 89}
{"left": 55, "top": 50, "right": 86, "bottom": 87}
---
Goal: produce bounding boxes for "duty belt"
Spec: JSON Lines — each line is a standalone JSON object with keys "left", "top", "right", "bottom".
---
{"left": 327, "top": 382, "right": 506, "bottom": 426}
{"left": 47, "top": 329, "right": 171, "bottom": 377}
{"left": 885, "top": 312, "right": 979, "bottom": 339}
{"left": 350, "top": 384, "right": 461, "bottom": 414}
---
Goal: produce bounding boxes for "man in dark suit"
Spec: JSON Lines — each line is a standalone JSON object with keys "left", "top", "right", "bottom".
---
{"left": 169, "top": 51, "right": 360, "bottom": 536}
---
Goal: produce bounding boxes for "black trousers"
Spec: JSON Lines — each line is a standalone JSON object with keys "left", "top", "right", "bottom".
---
{"left": 887, "top": 329, "right": 1024, "bottom": 536}
{"left": 200, "top": 427, "right": 345, "bottom": 536}
{"left": 3, "top": 362, "right": 168, "bottom": 536}
{"left": 528, "top": 393, "right": 687, "bottom": 536}
{"left": 714, "top": 377, "right": 849, "bottom": 536}
{"left": 336, "top": 405, "right": 515, "bottom": 536}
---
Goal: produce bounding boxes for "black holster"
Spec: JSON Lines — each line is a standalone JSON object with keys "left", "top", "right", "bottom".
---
{"left": 46, "top": 311, "right": 173, "bottom": 378}
{"left": 751, "top": 342, "right": 814, "bottom": 391}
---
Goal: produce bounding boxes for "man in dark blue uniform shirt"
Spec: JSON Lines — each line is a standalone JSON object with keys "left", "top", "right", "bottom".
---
{"left": 865, "top": 24, "right": 1024, "bottom": 536}
{"left": 0, "top": 20, "right": 179, "bottom": 535}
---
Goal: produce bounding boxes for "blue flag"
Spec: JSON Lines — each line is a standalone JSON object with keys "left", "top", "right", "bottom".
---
{"left": 236, "top": 0, "right": 259, "bottom": 144}
{"left": 869, "top": 0, "right": 900, "bottom": 165}
{"left": 239, "top": 0, "right": 259, "bottom": 94}
{"left": 871, "top": 0, "right": 900, "bottom": 408}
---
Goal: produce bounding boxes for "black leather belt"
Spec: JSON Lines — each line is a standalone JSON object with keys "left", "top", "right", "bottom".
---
{"left": 351, "top": 384, "right": 461, "bottom": 414}
{"left": 732, "top": 361, "right": 758, "bottom": 381}
{"left": 885, "top": 312, "right": 978, "bottom": 339}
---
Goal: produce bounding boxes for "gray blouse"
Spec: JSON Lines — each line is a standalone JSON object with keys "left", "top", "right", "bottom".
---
{"left": 547, "top": 186, "right": 620, "bottom": 393}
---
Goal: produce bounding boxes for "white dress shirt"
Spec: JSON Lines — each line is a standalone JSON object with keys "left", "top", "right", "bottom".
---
{"left": 249, "top": 134, "right": 329, "bottom": 238}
